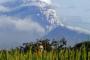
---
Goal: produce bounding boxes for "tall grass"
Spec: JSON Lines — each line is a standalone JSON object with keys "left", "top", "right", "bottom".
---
{"left": 0, "top": 47, "right": 90, "bottom": 60}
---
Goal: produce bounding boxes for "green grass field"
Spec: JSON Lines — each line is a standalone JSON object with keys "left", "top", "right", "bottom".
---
{"left": 0, "top": 47, "right": 90, "bottom": 60}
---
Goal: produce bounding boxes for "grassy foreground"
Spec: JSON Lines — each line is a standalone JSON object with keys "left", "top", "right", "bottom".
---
{"left": 0, "top": 47, "right": 90, "bottom": 60}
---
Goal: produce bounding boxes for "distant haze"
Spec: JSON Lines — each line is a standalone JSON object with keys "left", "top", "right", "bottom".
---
{"left": 0, "top": 0, "right": 90, "bottom": 49}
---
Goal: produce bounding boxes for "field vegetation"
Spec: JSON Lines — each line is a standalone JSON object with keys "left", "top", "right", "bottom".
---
{"left": 0, "top": 38, "right": 90, "bottom": 60}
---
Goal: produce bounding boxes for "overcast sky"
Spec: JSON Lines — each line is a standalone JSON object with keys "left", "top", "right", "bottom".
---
{"left": 52, "top": 0, "right": 90, "bottom": 31}
{"left": 0, "top": 0, "right": 90, "bottom": 48}
{"left": 0, "top": 0, "right": 90, "bottom": 31}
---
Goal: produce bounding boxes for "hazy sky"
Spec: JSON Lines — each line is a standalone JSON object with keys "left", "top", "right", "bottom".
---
{"left": 0, "top": 0, "right": 90, "bottom": 31}
{"left": 0, "top": 0, "right": 90, "bottom": 48}
{"left": 52, "top": 0, "right": 90, "bottom": 31}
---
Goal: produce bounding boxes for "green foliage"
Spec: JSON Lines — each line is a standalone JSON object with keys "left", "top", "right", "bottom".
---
{"left": 0, "top": 47, "right": 89, "bottom": 60}
{"left": 74, "top": 41, "right": 90, "bottom": 49}
{"left": 0, "top": 39, "right": 90, "bottom": 60}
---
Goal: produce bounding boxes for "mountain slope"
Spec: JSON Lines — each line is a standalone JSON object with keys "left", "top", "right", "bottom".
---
{"left": 0, "top": 0, "right": 90, "bottom": 48}
{"left": 45, "top": 26, "right": 90, "bottom": 46}
{"left": 0, "top": 0, "right": 59, "bottom": 49}
{"left": 0, "top": 0, "right": 58, "bottom": 31}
